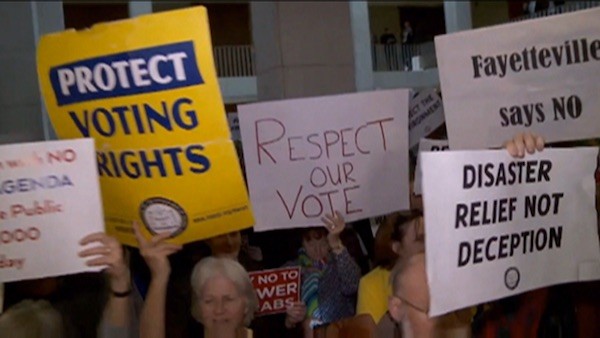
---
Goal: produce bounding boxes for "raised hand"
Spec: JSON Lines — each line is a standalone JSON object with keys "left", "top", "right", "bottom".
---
{"left": 285, "top": 301, "right": 307, "bottom": 328}
{"left": 133, "top": 221, "right": 181, "bottom": 281}
{"left": 504, "top": 131, "right": 545, "bottom": 158}
{"left": 322, "top": 210, "right": 345, "bottom": 236}
{"left": 79, "top": 232, "right": 129, "bottom": 292}
{"left": 322, "top": 210, "right": 345, "bottom": 251}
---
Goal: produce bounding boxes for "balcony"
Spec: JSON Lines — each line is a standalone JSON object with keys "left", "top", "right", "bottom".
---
{"left": 214, "top": 1, "right": 599, "bottom": 103}
{"left": 369, "top": 41, "right": 440, "bottom": 90}
{"left": 510, "top": 1, "right": 599, "bottom": 22}
{"left": 213, "top": 45, "right": 256, "bottom": 104}
{"left": 212, "top": 42, "right": 441, "bottom": 103}
{"left": 371, "top": 41, "right": 439, "bottom": 73}
{"left": 214, "top": 45, "right": 255, "bottom": 77}
{"left": 212, "top": 43, "right": 437, "bottom": 76}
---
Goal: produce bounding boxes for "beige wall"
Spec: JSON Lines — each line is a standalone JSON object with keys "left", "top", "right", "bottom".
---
{"left": 251, "top": 2, "right": 357, "bottom": 100}
{"left": 153, "top": 1, "right": 251, "bottom": 46}
{"left": 369, "top": 5, "right": 401, "bottom": 43}
{"left": 471, "top": 0, "right": 509, "bottom": 29}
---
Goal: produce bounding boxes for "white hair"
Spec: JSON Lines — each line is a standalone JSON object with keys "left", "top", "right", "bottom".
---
{"left": 190, "top": 256, "right": 258, "bottom": 326}
{"left": 0, "top": 299, "right": 64, "bottom": 338}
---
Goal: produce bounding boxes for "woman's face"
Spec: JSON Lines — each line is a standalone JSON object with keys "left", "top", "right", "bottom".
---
{"left": 302, "top": 230, "right": 329, "bottom": 261}
{"left": 198, "top": 274, "right": 246, "bottom": 332}
{"left": 207, "top": 231, "right": 242, "bottom": 260}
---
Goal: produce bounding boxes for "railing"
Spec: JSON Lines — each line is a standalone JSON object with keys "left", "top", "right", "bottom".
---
{"left": 213, "top": 43, "right": 438, "bottom": 75}
{"left": 371, "top": 42, "right": 437, "bottom": 72}
{"left": 213, "top": 45, "right": 255, "bottom": 77}
{"left": 511, "top": 1, "right": 599, "bottom": 22}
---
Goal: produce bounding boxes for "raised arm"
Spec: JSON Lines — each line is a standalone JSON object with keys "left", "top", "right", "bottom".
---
{"left": 79, "top": 232, "right": 135, "bottom": 337}
{"left": 134, "top": 222, "right": 181, "bottom": 338}
{"left": 322, "top": 211, "right": 361, "bottom": 295}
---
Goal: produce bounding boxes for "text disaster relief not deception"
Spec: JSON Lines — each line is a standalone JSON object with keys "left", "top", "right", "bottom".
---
{"left": 454, "top": 159, "right": 564, "bottom": 267}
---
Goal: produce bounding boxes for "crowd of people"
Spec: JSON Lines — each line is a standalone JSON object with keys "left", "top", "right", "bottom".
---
{"left": 1, "top": 130, "right": 599, "bottom": 338}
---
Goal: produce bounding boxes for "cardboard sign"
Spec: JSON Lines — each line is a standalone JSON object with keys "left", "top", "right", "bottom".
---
{"left": 436, "top": 8, "right": 600, "bottom": 150}
{"left": 249, "top": 267, "right": 301, "bottom": 316}
{"left": 0, "top": 139, "right": 104, "bottom": 283}
{"left": 413, "top": 138, "right": 449, "bottom": 195}
{"left": 37, "top": 8, "right": 254, "bottom": 246}
{"left": 238, "top": 90, "right": 410, "bottom": 231}
{"left": 408, "top": 89, "right": 445, "bottom": 149}
{"left": 421, "top": 147, "right": 600, "bottom": 316}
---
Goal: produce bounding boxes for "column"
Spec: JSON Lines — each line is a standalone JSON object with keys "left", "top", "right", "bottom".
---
{"left": 250, "top": 1, "right": 373, "bottom": 101}
{"left": 129, "top": 1, "right": 152, "bottom": 17}
{"left": 0, "top": 1, "right": 64, "bottom": 144}
{"left": 444, "top": 1, "right": 473, "bottom": 33}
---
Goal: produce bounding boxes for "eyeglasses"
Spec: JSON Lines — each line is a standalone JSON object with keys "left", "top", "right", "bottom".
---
{"left": 392, "top": 294, "right": 429, "bottom": 314}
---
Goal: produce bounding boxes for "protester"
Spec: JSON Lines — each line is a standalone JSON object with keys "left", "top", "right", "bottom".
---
{"left": 386, "top": 132, "right": 548, "bottom": 338}
{"left": 0, "top": 299, "right": 64, "bottom": 338}
{"left": 82, "top": 232, "right": 140, "bottom": 338}
{"left": 283, "top": 211, "right": 362, "bottom": 337}
{"left": 190, "top": 257, "right": 258, "bottom": 338}
{"left": 207, "top": 229, "right": 286, "bottom": 338}
{"left": 135, "top": 222, "right": 260, "bottom": 338}
{"left": 473, "top": 131, "right": 548, "bottom": 337}
{"left": 0, "top": 232, "right": 137, "bottom": 338}
{"left": 377, "top": 209, "right": 475, "bottom": 337}
{"left": 476, "top": 132, "right": 600, "bottom": 338}
{"left": 388, "top": 252, "right": 473, "bottom": 338}
{"left": 356, "top": 216, "right": 398, "bottom": 324}
{"left": 388, "top": 253, "right": 435, "bottom": 338}
{"left": 356, "top": 208, "right": 427, "bottom": 326}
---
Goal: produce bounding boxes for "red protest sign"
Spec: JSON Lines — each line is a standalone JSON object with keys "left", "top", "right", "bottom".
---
{"left": 249, "top": 266, "right": 301, "bottom": 316}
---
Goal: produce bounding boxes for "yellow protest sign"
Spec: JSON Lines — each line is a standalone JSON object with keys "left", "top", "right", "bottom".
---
{"left": 36, "top": 7, "right": 254, "bottom": 246}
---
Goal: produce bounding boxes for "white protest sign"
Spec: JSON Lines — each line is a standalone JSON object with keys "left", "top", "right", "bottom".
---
{"left": 413, "top": 138, "right": 449, "bottom": 195}
{"left": 239, "top": 89, "right": 410, "bottom": 231}
{"left": 421, "top": 147, "right": 600, "bottom": 316}
{"left": 0, "top": 139, "right": 104, "bottom": 283}
{"left": 408, "top": 89, "right": 445, "bottom": 149}
{"left": 436, "top": 8, "right": 600, "bottom": 150}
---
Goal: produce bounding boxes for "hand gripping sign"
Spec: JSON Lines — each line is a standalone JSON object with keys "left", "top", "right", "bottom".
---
{"left": 36, "top": 7, "right": 254, "bottom": 246}
{"left": 0, "top": 139, "right": 104, "bottom": 283}
{"left": 421, "top": 147, "right": 600, "bottom": 316}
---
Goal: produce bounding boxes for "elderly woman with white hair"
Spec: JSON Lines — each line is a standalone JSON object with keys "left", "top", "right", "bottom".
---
{"left": 135, "top": 222, "right": 258, "bottom": 338}
{"left": 0, "top": 299, "right": 64, "bottom": 338}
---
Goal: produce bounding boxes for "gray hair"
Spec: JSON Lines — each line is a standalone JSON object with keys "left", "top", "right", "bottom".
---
{"left": 0, "top": 300, "right": 64, "bottom": 338}
{"left": 190, "top": 256, "right": 258, "bottom": 326}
